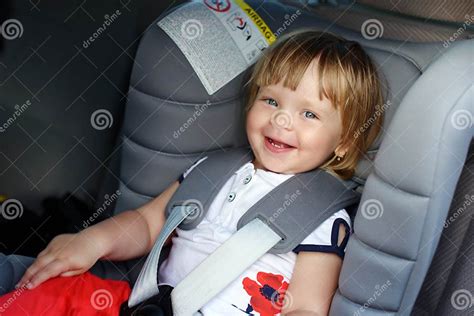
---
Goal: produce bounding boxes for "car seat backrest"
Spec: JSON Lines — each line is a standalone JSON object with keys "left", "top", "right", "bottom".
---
{"left": 330, "top": 40, "right": 472, "bottom": 315}
{"left": 109, "top": 0, "right": 447, "bottom": 213}
{"left": 99, "top": 0, "right": 472, "bottom": 314}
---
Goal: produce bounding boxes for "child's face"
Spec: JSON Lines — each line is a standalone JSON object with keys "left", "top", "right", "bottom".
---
{"left": 246, "top": 59, "right": 346, "bottom": 174}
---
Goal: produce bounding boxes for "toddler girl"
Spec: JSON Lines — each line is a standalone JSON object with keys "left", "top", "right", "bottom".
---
{"left": 8, "top": 29, "right": 385, "bottom": 316}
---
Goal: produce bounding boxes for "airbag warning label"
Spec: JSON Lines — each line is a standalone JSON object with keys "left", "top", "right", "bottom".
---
{"left": 158, "top": 0, "right": 275, "bottom": 95}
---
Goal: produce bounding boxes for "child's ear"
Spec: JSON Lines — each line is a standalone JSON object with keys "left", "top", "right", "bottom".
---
{"left": 334, "top": 143, "right": 349, "bottom": 158}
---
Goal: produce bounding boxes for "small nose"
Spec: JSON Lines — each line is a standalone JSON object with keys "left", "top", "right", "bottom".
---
{"left": 270, "top": 109, "right": 293, "bottom": 130}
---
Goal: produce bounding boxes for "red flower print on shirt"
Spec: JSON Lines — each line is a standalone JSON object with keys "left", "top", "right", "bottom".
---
{"left": 242, "top": 271, "right": 289, "bottom": 316}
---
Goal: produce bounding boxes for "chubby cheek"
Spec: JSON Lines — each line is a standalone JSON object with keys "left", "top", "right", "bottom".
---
{"left": 299, "top": 129, "right": 338, "bottom": 166}
{"left": 246, "top": 106, "right": 266, "bottom": 140}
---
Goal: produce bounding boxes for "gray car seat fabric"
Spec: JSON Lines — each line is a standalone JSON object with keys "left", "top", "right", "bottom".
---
{"left": 413, "top": 141, "right": 473, "bottom": 315}
{"left": 330, "top": 40, "right": 473, "bottom": 315}
{"left": 100, "top": 1, "right": 473, "bottom": 314}
{"left": 283, "top": 0, "right": 474, "bottom": 43}
{"left": 436, "top": 211, "right": 473, "bottom": 316}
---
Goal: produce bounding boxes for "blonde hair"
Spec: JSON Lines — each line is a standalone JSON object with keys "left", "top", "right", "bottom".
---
{"left": 243, "top": 29, "right": 386, "bottom": 180}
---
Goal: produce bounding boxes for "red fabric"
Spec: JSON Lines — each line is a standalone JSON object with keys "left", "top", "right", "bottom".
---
{"left": 242, "top": 271, "right": 289, "bottom": 316}
{"left": 0, "top": 272, "right": 130, "bottom": 315}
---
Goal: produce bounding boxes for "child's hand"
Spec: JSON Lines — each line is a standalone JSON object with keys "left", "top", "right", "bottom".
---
{"left": 15, "top": 232, "right": 104, "bottom": 290}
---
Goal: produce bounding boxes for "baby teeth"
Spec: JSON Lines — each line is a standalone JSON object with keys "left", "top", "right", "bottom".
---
{"left": 272, "top": 142, "right": 283, "bottom": 148}
{"left": 269, "top": 138, "right": 285, "bottom": 148}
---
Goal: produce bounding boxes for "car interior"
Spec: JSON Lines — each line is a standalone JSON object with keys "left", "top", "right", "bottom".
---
{"left": 0, "top": 0, "right": 473, "bottom": 315}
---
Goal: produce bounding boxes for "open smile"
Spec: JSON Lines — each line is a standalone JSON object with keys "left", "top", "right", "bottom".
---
{"left": 264, "top": 136, "right": 296, "bottom": 153}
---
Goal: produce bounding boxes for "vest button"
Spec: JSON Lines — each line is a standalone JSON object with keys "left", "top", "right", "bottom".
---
{"left": 243, "top": 175, "right": 252, "bottom": 184}
{"left": 227, "top": 192, "right": 236, "bottom": 202}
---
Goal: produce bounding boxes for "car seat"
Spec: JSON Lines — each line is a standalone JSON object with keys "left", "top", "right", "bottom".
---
{"left": 4, "top": 0, "right": 472, "bottom": 314}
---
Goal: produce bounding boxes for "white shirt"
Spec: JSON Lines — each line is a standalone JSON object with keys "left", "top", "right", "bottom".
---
{"left": 158, "top": 157, "right": 351, "bottom": 315}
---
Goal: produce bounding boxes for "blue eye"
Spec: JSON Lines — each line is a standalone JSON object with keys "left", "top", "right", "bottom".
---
{"left": 264, "top": 98, "right": 278, "bottom": 107}
{"left": 304, "top": 111, "right": 318, "bottom": 119}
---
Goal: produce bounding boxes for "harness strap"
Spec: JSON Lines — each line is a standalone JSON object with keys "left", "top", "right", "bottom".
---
{"left": 129, "top": 147, "right": 361, "bottom": 309}
{"left": 171, "top": 218, "right": 282, "bottom": 316}
{"left": 128, "top": 202, "right": 200, "bottom": 307}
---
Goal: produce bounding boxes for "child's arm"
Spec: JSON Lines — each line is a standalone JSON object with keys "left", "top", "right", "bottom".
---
{"left": 97, "top": 179, "right": 180, "bottom": 260}
{"left": 16, "top": 180, "right": 180, "bottom": 290}
{"left": 280, "top": 223, "right": 347, "bottom": 316}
